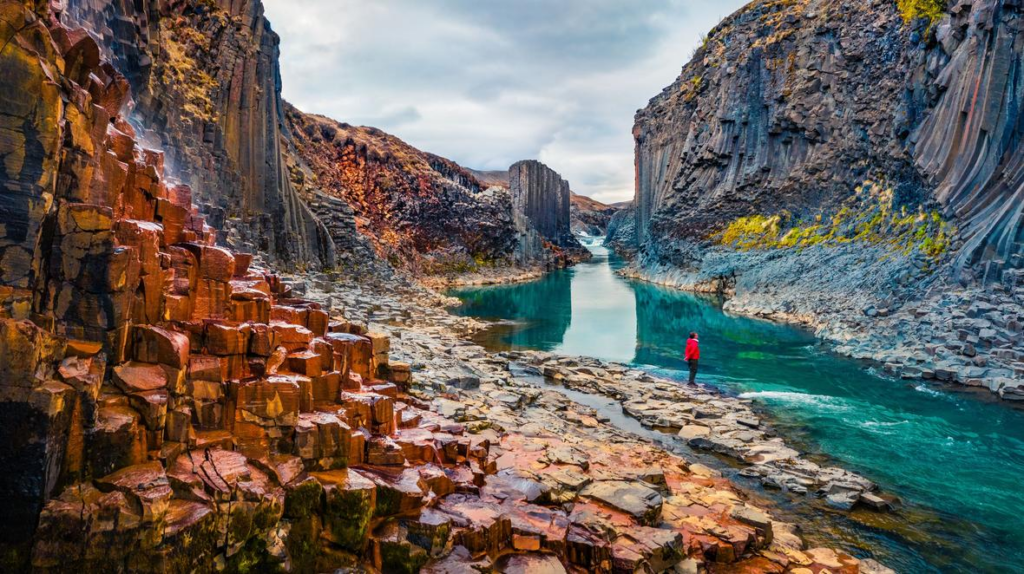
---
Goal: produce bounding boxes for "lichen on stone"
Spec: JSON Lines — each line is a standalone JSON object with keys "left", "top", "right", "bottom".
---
{"left": 151, "top": 5, "right": 227, "bottom": 124}
{"left": 716, "top": 180, "right": 956, "bottom": 261}
{"left": 896, "top": 0, "right": 946, "bottom": 29}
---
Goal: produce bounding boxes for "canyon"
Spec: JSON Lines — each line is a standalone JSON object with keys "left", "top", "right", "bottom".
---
{"left": 621, "top": 0, "right": 1024, "bottom": 402}
{"left": 0, "top": 0, "right": 861, "bottom": 572}
{"left": 3, "top": 0, "right": 1022, "bottom": 571}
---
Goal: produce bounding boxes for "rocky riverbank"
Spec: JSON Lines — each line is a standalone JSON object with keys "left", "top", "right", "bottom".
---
{"left": 283, "top": 271, "right": 900, "bottom": 572}
{"left": 419, "top": 267, "right": 548, "bottom": 290}
{"left": 621, "top": 245, "right": 1024, "bottom": 403}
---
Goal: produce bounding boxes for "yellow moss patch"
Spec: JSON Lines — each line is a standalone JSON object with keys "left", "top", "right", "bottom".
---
{"left": 896, "top": 0, "right": 946, "bottom": 28}
{"left": 717, "top": 215, "right": 783, "bottom": 249}
{"left": 715, "top": 181, "right": 956, "bottom": 261}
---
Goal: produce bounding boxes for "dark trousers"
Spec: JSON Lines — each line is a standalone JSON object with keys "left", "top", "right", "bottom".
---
{"left": 688, "top": 359, "right": 698, "bottom": 384}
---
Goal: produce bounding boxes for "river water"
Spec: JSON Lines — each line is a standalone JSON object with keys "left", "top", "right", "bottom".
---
{"left": 450, "top": 243, "right": 1024, "bottom": 573}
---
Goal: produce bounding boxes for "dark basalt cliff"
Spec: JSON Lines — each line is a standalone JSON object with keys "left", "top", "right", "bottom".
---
{"left": 510, "top": 160, "right": 571, "bottom": 241}
{"left": 605, "top": 203, "right": 637, "bottom": 255}
{"left": 634, "top": 0, "right": 918, "bottom": 264}
{"left": 634, "top": 0, "right": 1024, "bottom": 284}
{"left": 62, "top": 0, "right": 335, "bottom": 268}
{"left": 509, "top": 160, "right": 589, "bottom": 262}
{"left": 630, "top": 0, "right": 1024, "bottom": 399}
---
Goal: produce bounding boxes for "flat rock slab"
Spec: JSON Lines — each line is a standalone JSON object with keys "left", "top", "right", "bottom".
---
{"left": 495, "top": 553, "right": 567, "bottom": 574}
{"left": 580, "top": 480, "right": 663, "bottom": 525}
{"left": 679, "top": 424, "right": 710, "bottom": 440}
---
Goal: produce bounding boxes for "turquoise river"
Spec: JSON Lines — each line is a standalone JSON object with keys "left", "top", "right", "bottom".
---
{"left": 450, "top": 243, "right": 1024, "bottom": 573}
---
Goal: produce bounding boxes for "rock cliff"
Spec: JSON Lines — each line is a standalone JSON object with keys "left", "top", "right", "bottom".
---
{"left": 58, "top": 0, "right": 587, "bottom": 281}
{"left": 635, "top": 0, "right": 1024, "bottom": 283}
{"left": 285, "top": 108, "right": 519, "bottom": 275}
{"left": 633, "top": 0, "right": 920, "bottom": 264}
{"left": 287, "top": 108, "right": 587, "bottom": 275}
{"left": 605, "top": 203, "right": 637, "bottom": 255}
{"left": 61, "top": 0, "right": 335, "bottom": 269}
{"left": 509, "top": 160, "right": 590, "bottom": 263}
{"left": 628, "top": 0, "right": 1024, "bottom": 400}
{"left": 569, "top": 192, "right": 618, "bottom": 237}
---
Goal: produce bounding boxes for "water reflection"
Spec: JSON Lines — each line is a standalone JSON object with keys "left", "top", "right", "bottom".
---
{"left": 632, "top": 282, "right": 815, "bottom": 378}
{"left": 450, "top": 242, "right": 1024, "bottom": 572}
{"left": 450, "top": 264, "right": 572, "bottom": 352}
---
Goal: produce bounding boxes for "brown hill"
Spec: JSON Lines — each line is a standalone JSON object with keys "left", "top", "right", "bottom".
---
{"left": 285, "top": 108, "right": 517, "bottom": 273}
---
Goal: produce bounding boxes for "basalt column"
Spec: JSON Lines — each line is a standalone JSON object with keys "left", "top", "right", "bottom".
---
{"left": 508, "top": 160, "right": 587, "bottom": 266}
{"left": 62, "top": 0, "right": 336, "bottom": 270}
{"left": 509, "top": 160, "right": 571, "bottom": 240}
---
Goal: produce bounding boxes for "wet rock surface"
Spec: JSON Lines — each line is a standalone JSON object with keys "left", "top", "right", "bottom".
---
{"left": 62, "top": 0, "right": 335, "bottom": 269}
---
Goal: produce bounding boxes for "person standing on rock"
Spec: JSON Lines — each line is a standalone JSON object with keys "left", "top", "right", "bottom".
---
{"left": 685, "top": 332, "right": 700, "bottom": 385}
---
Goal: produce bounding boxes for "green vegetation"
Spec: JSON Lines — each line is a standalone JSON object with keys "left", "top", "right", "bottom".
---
{"left": 691, "top": 32, "right": 710, "bottom": 59}
{"left": 684, "top": 75, "right": 703, "bottom": 102}
{"left": 716, "top": 181, "right": 956, "bottom": 262}
{"left": 420, "top": 251, "right": 505, "bottom": 276}
{"left": 897, "top": 0, "right": 946, "bottom": 28}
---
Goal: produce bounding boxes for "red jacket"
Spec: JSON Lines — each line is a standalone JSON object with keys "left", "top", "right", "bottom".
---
{"left": 685, "top": 338, "right": 700, "bottom": 360}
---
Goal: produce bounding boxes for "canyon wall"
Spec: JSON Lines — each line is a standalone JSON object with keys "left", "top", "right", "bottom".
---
{"left": 634, "top": 0, "right": 1024, "bottom": 285}
{"left": 509, "top": 160, "right": 588, "bottom": 262}
{"left": 913, "top": 0, "right": 1024, "bottom": 279}
{"left": 605, "top": 203, "right": 637, "bottom": 255}
{"left": 285, "top": 108, "right": 518, "bottom": 274}
{"left": 569, "top": 192, "right": 618, "bottom": 237}
{"left": 633, "top": 0, "right": 919, "bottom": 267}
{"left": 61, "top": 0, "right": 335, "bottom": 269}
{"left": 628, "top": 0, "right": 1024, "bottom": 400}
{"left": 57, "top": 0, "right": 587, "bottom": 278}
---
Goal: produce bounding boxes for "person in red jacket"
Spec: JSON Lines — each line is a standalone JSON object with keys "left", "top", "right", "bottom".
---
{"left": 685, "top": 332, "right": 700, "bottom": 385}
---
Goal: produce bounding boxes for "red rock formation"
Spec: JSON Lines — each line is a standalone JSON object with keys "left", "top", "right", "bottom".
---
{"left": 570, "top": 191, "right": 619, "bottom": 236}
{"left": 285, "top": 106, "right": 519, "bottom": 274}
{"left": 0, "top": 4, "right": 418, "bottom": 569}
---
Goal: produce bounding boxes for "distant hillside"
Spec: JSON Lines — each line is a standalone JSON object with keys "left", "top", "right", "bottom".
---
{"left": 285, "top": 107, "right": 517, "bottom": 273}
{"left": 570, "top": 191, "right": 619, "bottom": 237}
{"left": 466, "top": 169, "right": 510, "bottom": 189}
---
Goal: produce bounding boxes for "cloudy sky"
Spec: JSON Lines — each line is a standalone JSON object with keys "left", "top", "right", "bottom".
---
{"left": 264, "top": 0, "right": 747, "bottom": 204}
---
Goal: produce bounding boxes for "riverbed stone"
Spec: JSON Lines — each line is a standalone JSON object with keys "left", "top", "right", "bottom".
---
{"left": 579, "top": 480, "right": 663, "bottom": 526}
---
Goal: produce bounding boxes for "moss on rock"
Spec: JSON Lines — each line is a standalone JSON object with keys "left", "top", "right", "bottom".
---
{"left": 715, "top": 180, "right": 956, "bottom": 262}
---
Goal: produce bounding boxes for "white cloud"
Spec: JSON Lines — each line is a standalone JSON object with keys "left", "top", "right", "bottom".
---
{"left": 264, "top": 0, "right": 747, "bottom": 203}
